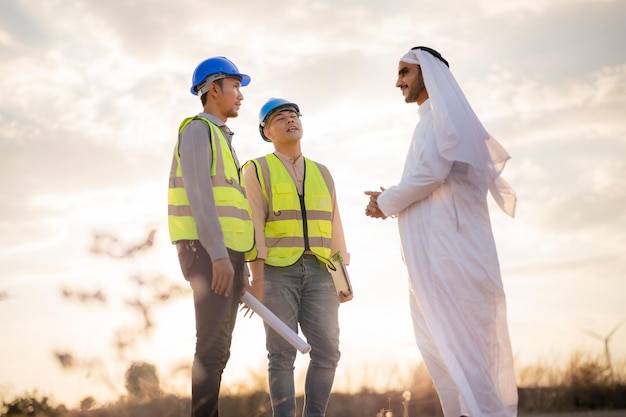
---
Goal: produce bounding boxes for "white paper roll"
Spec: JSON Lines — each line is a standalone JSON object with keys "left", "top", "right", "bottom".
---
{"left": 242, "top": 292, "right": 311, "bottom": 354}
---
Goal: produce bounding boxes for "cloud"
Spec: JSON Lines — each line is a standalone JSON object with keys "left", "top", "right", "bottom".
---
{"left": 480, "top": 0, "right": 616, "bottom": 15}
{"left": 485, "top": 63, "right": 626, "bottom": 239}
{"left": 0, "top": 1, "right": 49, "bottom": 51}
{"left": 2, "top": 0, "right": 624, "bottom": 248}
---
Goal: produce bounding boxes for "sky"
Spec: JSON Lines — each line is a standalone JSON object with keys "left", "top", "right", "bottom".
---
{"left": 1, "top": 0, "right": 626, "bottom": 409}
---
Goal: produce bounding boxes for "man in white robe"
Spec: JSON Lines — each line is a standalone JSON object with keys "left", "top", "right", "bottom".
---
{"left": 365, "top": 46, "right": 518, "bottom": 417}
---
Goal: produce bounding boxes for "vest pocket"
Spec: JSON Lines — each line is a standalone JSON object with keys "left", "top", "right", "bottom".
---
{"left": 272, "top": 183, "right": 295, "bottom": 211}
{"left": 311, "top": 196, "right": 332, "bottom": 211}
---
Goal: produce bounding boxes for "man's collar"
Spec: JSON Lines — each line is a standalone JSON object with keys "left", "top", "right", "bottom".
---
{"left": 200, "top": 112, "right": 226, "bottom": 127}
{"left": 274, "top": 150, "right": 303, "bottom": 164}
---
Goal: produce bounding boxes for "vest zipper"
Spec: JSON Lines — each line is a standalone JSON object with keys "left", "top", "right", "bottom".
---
{"left": 301, "top": 160, "right": 310, "bottom": 251}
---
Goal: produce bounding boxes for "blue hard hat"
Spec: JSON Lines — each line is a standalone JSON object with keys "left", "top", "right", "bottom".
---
{"left": 190, "top": 56, "right": 250, "bottom": 95}
{"left": 258, "top": 98, "right": 301, "bottom": 142}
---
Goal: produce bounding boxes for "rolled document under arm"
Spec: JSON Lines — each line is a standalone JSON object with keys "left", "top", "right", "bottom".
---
{"left": 242, "top": 292, "right": 312, "bottom": 354}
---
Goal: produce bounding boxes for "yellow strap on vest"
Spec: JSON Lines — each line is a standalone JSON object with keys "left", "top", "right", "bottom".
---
{"left": 168, "top": 117, "right": 255, "bottom": 257}
{"left": 249, "top": 154, "right": 333, "bottom": 267}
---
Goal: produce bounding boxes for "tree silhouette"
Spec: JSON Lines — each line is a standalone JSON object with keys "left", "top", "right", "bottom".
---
{"left": 125, "top": 361, "right": 161, "bottom": 401}
{"left": 79, "top": 396, "right": 96, "bottom": 411}
{"left": 54, "top": 227, "right": 191, "bottom": 398}
{"left": 1, "top": 391, "right": 60, "bottom": 416}
{"left": 90, "top": 229, "right": 157, "bottom": 259}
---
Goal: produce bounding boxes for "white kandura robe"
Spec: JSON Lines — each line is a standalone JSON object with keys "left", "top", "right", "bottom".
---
{"left": 377, "top": 102, "right": 518, "bottom": 417}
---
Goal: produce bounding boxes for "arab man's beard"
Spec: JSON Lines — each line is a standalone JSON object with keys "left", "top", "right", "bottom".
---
{"left": 405, "top": 66, "right": 426, "bottom": 103}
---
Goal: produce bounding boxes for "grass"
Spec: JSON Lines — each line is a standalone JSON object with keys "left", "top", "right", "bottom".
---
{"left": 2, "top": 351, "right": 625, "bottom": 417}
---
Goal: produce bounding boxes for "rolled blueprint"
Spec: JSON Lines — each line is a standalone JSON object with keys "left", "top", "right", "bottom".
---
{"left": 242, "top": 291, "right": 311, "bottom": 354}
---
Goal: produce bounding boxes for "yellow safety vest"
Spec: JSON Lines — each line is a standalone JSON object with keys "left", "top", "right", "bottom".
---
{"left": 168, "top": 116, "right": 255, "bottom": 258}
{"left": 246, "top": 154, "right": 334, "bottom": 267}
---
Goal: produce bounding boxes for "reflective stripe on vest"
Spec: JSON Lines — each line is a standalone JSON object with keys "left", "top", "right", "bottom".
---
{"left": 248, "top": 154, "right": 334, "bottom": 267}
{"left": 168, "top": 116, "right": 255, "bottom": 256}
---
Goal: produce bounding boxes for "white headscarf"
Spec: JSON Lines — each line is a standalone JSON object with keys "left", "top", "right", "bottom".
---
{"left": 401, "top": 48, "right": 517, "bottom": 217}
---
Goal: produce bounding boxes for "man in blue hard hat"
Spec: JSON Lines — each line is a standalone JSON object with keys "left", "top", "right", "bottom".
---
{"left": 243, "top": 98, "right": 352, "bottom": 417}
{"left": 168, "top": 56, "right": 256, "bottom": 417}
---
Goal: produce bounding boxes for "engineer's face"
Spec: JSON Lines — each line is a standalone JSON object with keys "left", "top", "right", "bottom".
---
{"left": 215, "top": 77, "right": 244, "bottom": 119}
{"left": 396, "top": 61, "right": 428, "bottom": 105}
{"left": 264, "top": 108, "right": 303, "bottom": 144}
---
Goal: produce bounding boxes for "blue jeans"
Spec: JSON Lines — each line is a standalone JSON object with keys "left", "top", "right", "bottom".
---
{"left": 178, "top": 242, "right": 245, "bottom": 417}
{"left": 263, "top": 254, "right": 341, "bottom": 417}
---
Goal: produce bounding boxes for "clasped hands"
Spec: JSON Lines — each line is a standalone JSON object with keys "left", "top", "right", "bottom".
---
{"left": 364, "top": 187, "right": 387, "bottom": 220}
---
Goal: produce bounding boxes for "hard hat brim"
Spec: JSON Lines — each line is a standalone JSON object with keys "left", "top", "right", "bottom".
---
{"left": 191, "top": 73, "right": 251, "bottom": 95}
{"left": 259, "top": 125, "right": 272, "bottom": 142}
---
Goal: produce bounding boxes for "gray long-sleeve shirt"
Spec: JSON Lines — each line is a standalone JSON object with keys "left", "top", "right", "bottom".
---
{"left": 178, "top": 112, "right": 240, "bottom": 261}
